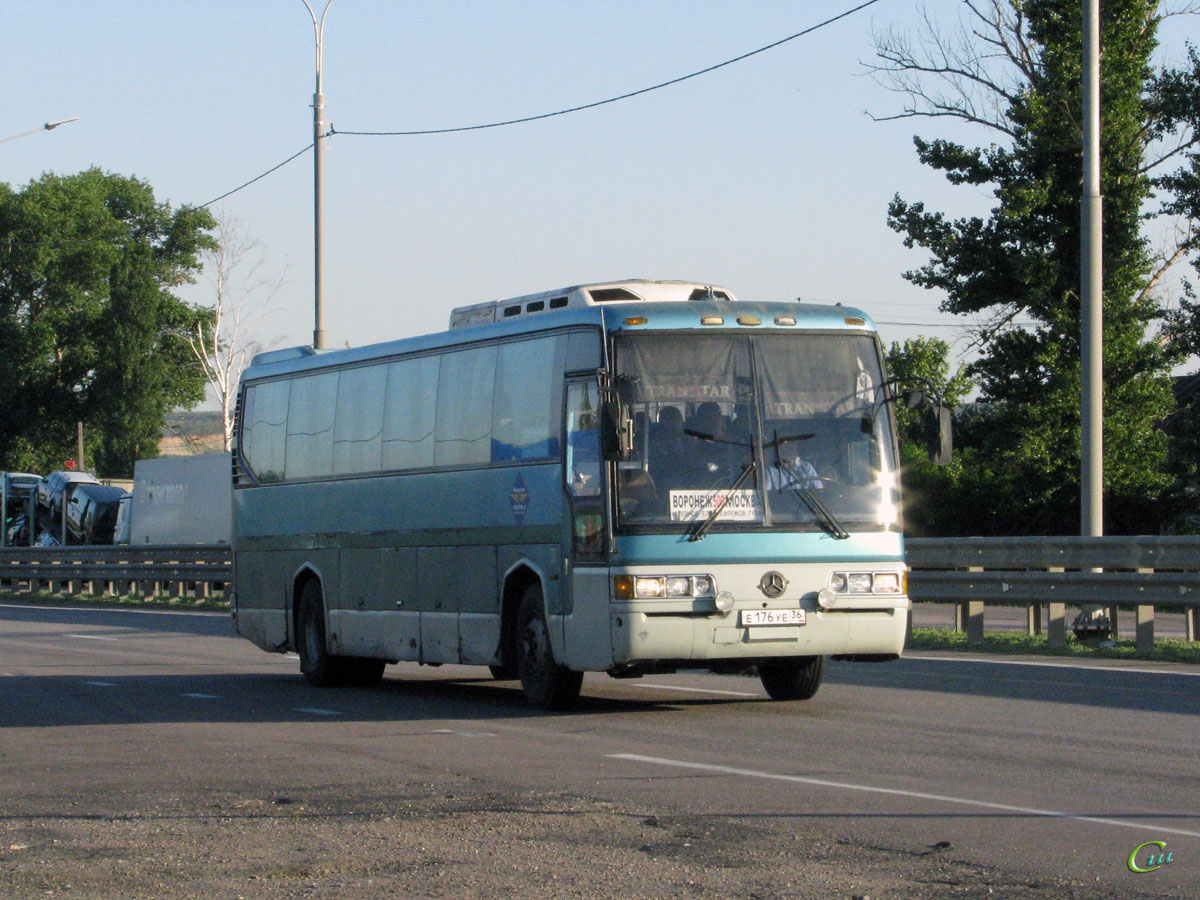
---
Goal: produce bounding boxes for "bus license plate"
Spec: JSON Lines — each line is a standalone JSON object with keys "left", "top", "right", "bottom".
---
{"left": 741, "top": 609, "right": 806, "bottom": 627}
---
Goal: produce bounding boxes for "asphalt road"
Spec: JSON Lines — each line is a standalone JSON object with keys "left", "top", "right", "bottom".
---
{"left": 1, "top": 603, "right": 1196, "bottom": 899}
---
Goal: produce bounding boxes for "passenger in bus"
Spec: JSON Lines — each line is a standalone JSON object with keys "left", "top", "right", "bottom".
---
{"left": 683, "top": 402, "right": 737, "bottom": 481}
{"left": 688, "top": 402, "right": 725, "bottom": 442}
{"left": 650, "top": 406, "right": 685, "bottom": 470}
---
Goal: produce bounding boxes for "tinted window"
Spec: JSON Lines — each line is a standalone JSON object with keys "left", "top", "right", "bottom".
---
{"left": 332, "top": 364, "right": 386, "bottom": 475}
{"left": 285, "top": 371, "right": 339, "bottom": 479}
{"left": 242, "top": 379, "right": 291, "bottom": 482}
{"left": 381, "top": 355, "right": 440, "bottom": 470}
{"left": 492, "top": 335, "right": 563, "bottom": 461}
{"left": 434, "top": 346, "right": 496, "bottom": 466}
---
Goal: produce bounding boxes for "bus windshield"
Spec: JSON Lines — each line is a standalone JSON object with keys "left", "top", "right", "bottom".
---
{"left": 612, "top": 333, "right": 899, "bottom": 535}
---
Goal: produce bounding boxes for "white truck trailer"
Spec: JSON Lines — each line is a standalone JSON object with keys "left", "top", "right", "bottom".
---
{"left": 129, "top": 452, "right": 231, "bottom": 544}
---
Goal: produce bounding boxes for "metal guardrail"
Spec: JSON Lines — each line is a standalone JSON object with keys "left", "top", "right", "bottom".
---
{"left": 907, "top": 536, "right": 1200, "bottom": 650}
{"left": 3, "top": 537, "right": 1198, "bottom": 650}
{"left": 0, "top": 544, "right": 229, "bottom": 600}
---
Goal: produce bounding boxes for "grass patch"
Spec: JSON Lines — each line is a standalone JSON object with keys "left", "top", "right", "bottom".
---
{"left": 0, "top": 591, "right": 229, "bottom": 614}
{"left": 908, "top": 627, "right": 1200, "bottom": 665}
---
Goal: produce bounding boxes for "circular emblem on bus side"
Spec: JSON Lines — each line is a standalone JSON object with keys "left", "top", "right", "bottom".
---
{"left": 758, "top": 571, "right": 788, "bottom": 599}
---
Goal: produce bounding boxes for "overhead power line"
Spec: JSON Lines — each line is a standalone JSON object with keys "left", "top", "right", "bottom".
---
{"left": 11, "top": 1, "right": 885, "bottom": 238}
{"left": 198, "top": 142, "right": 314, "bottom": 209}
{"left": 333, "top": 0, "right": 884, "bottom": 137}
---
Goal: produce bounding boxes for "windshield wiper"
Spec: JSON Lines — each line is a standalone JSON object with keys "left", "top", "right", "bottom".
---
{"left": 688, "top": 462, "right": 757, "bottom": 542}
{"left": 765, "top": 429, "right": 848, "bottom": 540}
{"left": 777, "top": 460, "right": 850, "bottom": 540}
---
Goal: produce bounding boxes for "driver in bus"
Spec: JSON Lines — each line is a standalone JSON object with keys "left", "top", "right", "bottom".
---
{"left": 764, "top": 421, "right": 825, "bottom": 490}
{"left": 766, "top": 455, "right": 824, "bottom": 490}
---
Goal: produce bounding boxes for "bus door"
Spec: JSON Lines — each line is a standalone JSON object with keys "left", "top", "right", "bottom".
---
{"left": 561, "top": 378, "right": 612, "bottom": 670}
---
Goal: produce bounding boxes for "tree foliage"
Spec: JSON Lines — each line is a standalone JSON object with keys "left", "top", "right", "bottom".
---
{"left": 0, "top": 169, "right": 215, "bottom": 477}
{"left": 885, "top": 337, "right": 975, "bottom": 536}
{"left": 871, "top": 0, "right": 1200, "bottom": 535}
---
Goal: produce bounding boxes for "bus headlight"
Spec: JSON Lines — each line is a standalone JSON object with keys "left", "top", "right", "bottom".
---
{"left": 872, "top": 572, "right": 901, "bottom": 594}
{"left": 613, "top": 574, "right": 718, "bottom": 600}
{"left": 665, "top": 576, "right": 692, "bottom": 598}
{"left": 827, "top": 571, "right": 905, "bottom": 595}
{"left": 846, "top": 573, "right": 874, "bottom": 593}
{"left": 635, "top": 576, "right": 666, "bottom": 598}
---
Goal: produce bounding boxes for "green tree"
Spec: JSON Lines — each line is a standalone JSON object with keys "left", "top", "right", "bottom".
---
{"left": 0, "top": 169, "right": 215, "bottom": 477}
{"left": 871, "top": 0, "right": 1198, "bottom": 535}
{"left": 885, "top": 336, "right": 974, "bottom": 536}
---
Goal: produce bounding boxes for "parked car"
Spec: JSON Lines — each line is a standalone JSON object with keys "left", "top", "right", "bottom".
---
{"left": 36, "top": 471, "right": 100, "bottom": 522}
{"left": 64, "top": 484, "right": 128, "bottom": 545}
{"left": 3, "top": 471, "right": 41, "bottom": 504}
{"left": 3, "top": 472, "right": 41, "bottom": 545}
{"left": 113, "top": 493, "right": 131, "bottom": 545}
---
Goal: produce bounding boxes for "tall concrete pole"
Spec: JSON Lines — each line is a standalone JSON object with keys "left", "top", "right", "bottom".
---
{"left": 1075, "top": 0, "right": 1107, "bottom": 639}
{"left": 1081, "top": 0, "right": 1102, "bottom": 538}
{"left": 302, "top": 1, "right": 336, "bottom": 350}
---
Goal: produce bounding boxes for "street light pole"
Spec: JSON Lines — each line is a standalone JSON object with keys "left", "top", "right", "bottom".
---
{"left": 302, "top": 1, "right": 335, "bottom": 351}
{"left": 1081, "top": 0, "right": 1102, "bottom": 540}
{"left": 0, "top": 116, "right": 80, "bottom": 146}
{"left": 1074, "top": 0, "right": 1109, "bottom": 640}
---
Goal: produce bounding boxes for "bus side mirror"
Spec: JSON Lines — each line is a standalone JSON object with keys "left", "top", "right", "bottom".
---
{"left": 601, "top": 400, "right": 633, "bottom": 461}
{"left": 930, "top": 405, "right": 953, "bottom": 466}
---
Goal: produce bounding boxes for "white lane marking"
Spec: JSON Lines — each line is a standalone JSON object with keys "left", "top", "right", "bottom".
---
{"left": 433, "top": 728, "right": 496, "bottom": 738}
{"left": 638, "top": 683, "right": 759, "bottom": 698}
{"left": 65, "top": 634, "right": 118, "bottom": 642}
{"left": 292, "top": 707, "right": 341, "bottom": 716}
{"left": 1, "top": 603, "right": 225, "bottom": 618}
{"left": 906, "top": 653, "right": 1200, "bottom": 678}
{"left": 181, "top": 693, "right": 220, "bottom": 700}
{"left": 608, "top": 754, "right": 1200, "bottom": 839}
{"left": 84, "top": 681, "right": 117, "bottom": 687}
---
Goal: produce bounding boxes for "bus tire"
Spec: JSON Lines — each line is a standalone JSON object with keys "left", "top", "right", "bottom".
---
{"left": 758, "top": 655, "right": 824, "bottom": 701}
{"left": 297, "top": 579, "right": 350, "bottom": 687}
{"left": 516, "top": 585, "right": 582, "bottom": 709}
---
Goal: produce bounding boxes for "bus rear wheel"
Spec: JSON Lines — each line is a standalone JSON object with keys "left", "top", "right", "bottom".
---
{"left": 758, "top": 655, "right": 824, "bottom": 701}
{"left": 516, "top": 585, "right": 582, "bottom": 709}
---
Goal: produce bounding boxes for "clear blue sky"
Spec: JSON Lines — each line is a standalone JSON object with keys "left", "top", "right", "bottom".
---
{"left": 3, "top": 1, "right": 1194, "bottom": 365}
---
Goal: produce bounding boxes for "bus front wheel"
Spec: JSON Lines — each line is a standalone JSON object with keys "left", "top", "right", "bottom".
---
{"left": 758, "top": 656, "right": 824, "bottom": 701}
{"left": 297, "top": 580, "right": 385, "bottom": 687}
{"left": 516, "top": 586, "right": 583, "bottom": 709}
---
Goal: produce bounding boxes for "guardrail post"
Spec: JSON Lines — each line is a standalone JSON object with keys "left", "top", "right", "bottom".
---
{"left": 955, "top": 565, "right": 985, "bottom": 634}
{"left": 1136, "top": 605, "right": 1154, "bottom": 654}
{"left": 1047, "top": 603, "right": 1067, "bottom": 647}
{"left": 1027, "top": 603, "right": 1042, "bottom": 636}
{"left": 1188, "top": 607, "right": 1198, "bottom": 643}
{"left": 1108, "top": 605, "right": 1120, "bottom": 640}
{"left": 966, "top": 600, "right": 984, "bottom": 646}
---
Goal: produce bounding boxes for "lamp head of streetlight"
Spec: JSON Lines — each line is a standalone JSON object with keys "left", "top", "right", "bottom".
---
{"left": 44, "top": 117, "right": 80, "bottom": 131}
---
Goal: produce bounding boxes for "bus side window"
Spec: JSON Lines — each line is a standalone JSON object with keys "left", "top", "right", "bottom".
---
{"left": 565, "top": 381, "right": 605, "bottom": 557}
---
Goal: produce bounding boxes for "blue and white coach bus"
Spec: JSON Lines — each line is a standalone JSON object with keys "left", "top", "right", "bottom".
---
{"left": 230, "top": 280, "right": 949, "bottom": 708}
